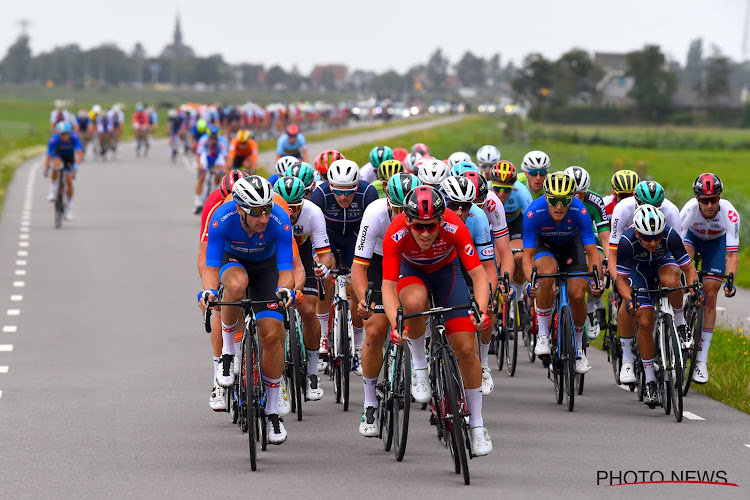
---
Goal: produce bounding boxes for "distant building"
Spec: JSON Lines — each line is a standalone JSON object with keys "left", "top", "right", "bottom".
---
{"left": 310, "top": 64, "right": 348, "bottom": 90}
{"left": 672, "top": 87, "right": 743, "bottom": 110}
{"left": 593, "top": 52, "right": 634, "bottom": 107}
{"left": 160, "top": 13, "right": 194, "bottom": 60}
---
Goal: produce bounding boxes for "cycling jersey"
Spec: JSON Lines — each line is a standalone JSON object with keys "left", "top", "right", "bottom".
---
{"left": 50, "top": 109, "right": 76, "bottom": 126}
{"left": 132, "top": 111, "right": 149, "bottom": 128}
{"left": 76, "top": 115, "right": 90, "bottom": 131}
{"left": 359, "top": 163, "right": 377, "bottom": 184}
{"left": 200, "top": 189, "right": 225, "bottom": 242}
{"left": 482, "top": 190, "right": 509, "bottom": 239}
{"left": 111, "top": 110, "right": 124, "bottom": 128}
{"left": 522, "top": 196, "right": 596, "bottom": 248}
{"left": 353, "top": 198, "right": 391, "bottom": 264}
{"left": 609, "top": 197, "right": 681, "bottom": 249}
{"left": 464, "top": 205, "right": 494, "bottom": 262}
{"left": 196, "top": 135, "right": 229, "bottom": 158}
{"left": 168, "top": 115, "right": 184, "bottom": 134}
{"left": 311, "top": 179, "right": 379, "bottom": 246}
{"left": 582, "top": 190, "right": 610, "bottom": 235}
{"left": 371, "top": 180, "right": 385, "bottom": 198}
{"left": 276, "top": 133, "right": 307, "bottom": 158}
{"left": 47, "top": 133, "right": 82, "bottom": 159}
{"left": 228, "top": 138, "right": 258, "bottom": 161}
{"left": 679, "top": 198, "right": 740, "bottom": 251}
{"left": 96, "top": 113, "right": 111, "bottom": 133}
{"left": 292, "top": 199, "right": 331, "bottom": 254}
{"left": 501, "top": 181, "right": 533, "bottom": 222}
{"left": 603, "top": 194, "right": 617, "bottom": 219}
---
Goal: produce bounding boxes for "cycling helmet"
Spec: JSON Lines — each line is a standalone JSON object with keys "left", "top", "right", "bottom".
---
{"left": 167, "top": 109, "right": 178, "bottom": 118}
{"left": 634, "top": 181, "right": 665, "bottom": 207}
{"left": 56, "top": 121, "right": 72, "bottom": 134}
{"left": 440, "top": 176, "right": 476, "bottom": 203}
{"left": 377, "top": 159, "right": 404, "bottom": 181}
{"left": 611, "top": 170, "right": 639, "bottom": 194}
{"left": 476, "top": 145, "right": 501, "bottom": 166}
{"left": 314, "top": 149, "right": 345, "bottom": 176}
{"left": 491, "top": 161, "right": 517, "bottom": 184}
{"left": 521, "top": 150, "right": 550, "bottom": 172}
{"left": 196, "top": 119, "right": 208, "bottom": 133}
{"left": 692, "top": 173, "right": 723, "bottom": 196}
{"left": 206, "top": 125, "right": 220, "bottom": 138}
{"left": 286, "top": 124, "right": 299, "bottom": 136}
{"left": 135, "top": 103, "right": 144, "bottom": 112}
{"left": 92, "top": 104, "right": 102, "bottom": 114}
{"left": 450, "top": 161, "right": 480, "bottom": 177}
{"left": 564, "top": 166, "right": 591, "bottom": 193}
{"left": 327, "top": 159, "right": 360, "bottom": 187}
{"left": 285, "top": 162, "right": 315, "bottom": 189}
{"left": 369, "top": 146, "right": 394, "bottom": 169}
{"left": 403, "top": 185, "right": 446, "bottom": 220}
{"left": 633, "top": 204, "right": 666, "bottom": 236}
{"left": 275, "top": 156, "right": 299, "bottom": 176}
{"left": 236, "top": 129, "right": 252, "bottom": 143}
{"left": 543, "top": 171, "right": 575, "bottom": 197}
{"left": 233, "top": 175, "right": 274, "bottom": 208}
{"left": 411, "top": 142, "right": 430, "bottom": 155}
{"left": 274, "top": 176, "right": 306, "bottom": 204}
{"left": 448, "top": 151, "right": 472, "bottom": 167}
{"left": 462, "top": 170, "right": 489, "bottom": 203}
{"left": 220, "top": 169, "right": 249, "bottom": 198}
{"left": 392, "top": 147, "right": 408, "bottom": 163}
{"left": 404, "top": 152, "right": 423, "bottom": 173}
{"left": 386, "top": 173, "right": 421, "bottom": 207}
{"left": 417, "top": 159, "right": 450, "bottom": 186}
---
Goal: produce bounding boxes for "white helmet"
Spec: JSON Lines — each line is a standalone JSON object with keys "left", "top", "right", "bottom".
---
{"left": 327, "top": 159, "right": 360, "bottom": 187}
{"left": 417, "top": 159, "right": 450, "bottom": 186}
{"left": 404, "top": 152, "right": 423, "bottom": 173}
{"left": 440, "top": 176, "right": 476, "bottom": 203}
{"left": 92, "top": 104, "right": 102, "bottom": 114}
{"left": 633, "top": 205, "right": 666, "bottom": 236}
{"left": 447, "top": 151, "right": 472, "bottom": 167}
{"left": 275, "top": 156, "right": 299, "bottom": 176}
{"left": 476, "top": 145, "right": 500, "bottom": 166}
{"left": 521, "top": 150, "right": 550, "bottom": 172}
{"left": 233, "top": 176, "right": 274, "bottom": 209}
{"left": 564, "top": 166, "right": 591, "bottom": 193}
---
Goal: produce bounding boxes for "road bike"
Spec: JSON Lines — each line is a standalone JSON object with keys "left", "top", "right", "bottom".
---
{"left": 602, "top": 276, "right": 624, "bottom": 386}
{"left": 51, "top": 162, "right": 72, "bottom": 229}
{"left": 494, "top": 273, "right": 519, "bottom": 376}
{"left": 325, "top": 260, "right": 354, "bottom": 411}
{"left": 283, "top": 304, "right": 306, "bottom": 421}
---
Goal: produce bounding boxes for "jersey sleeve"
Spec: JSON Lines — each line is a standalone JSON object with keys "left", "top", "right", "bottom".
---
{"left": 310, "top": 185, "right": 326, "bottom": 211}
{"left": 522, "top": 209, "right": 538, "bottom": 249}
{"left": 271, "top": 210, "right": 294, "bottom": 272}
{"left": 452, "top": 216, "right": 482, "bottom": 272}
{"left": 473, "top": 210, "right": 495, "bottom": 262}
{"left": 309, "top": 205, "right": 331, "bottom": 254}
{"left": 205, "top": 212, "right": 227, "bottom": 268}
{"left": 297, "top": 134, "right": 307, "bottom": 149}
{"left": 382, "top": 222, "right": 404, "bottom": 282}
{"left": 47, "top": 137, "right": 57, "bottom": 156}
{"left": 578, "top": 206, "right": 597, "bottom": 246}
{"left": 667, "top": 228, "right": 691, "bottom": 267}
{"left": 679, "top": 201, "right": 692, "bottom": 240}
{"left": 663, "top": 201, "right": 682, "bottom": 239}
{"left": 72, "top": 134, "right": 82, "bottom": 151}
{"left": 608, "top": 202, "right": 625, "bottom": 247}
{"left": 588, "top": 193, "right": 610, "bottom": 233}
{"left": 363, "top": 183, "right": 379, "bottom": 207}
{"left": 615, "top": 236, "right": 635, "bottom": 276}
{"left": 722, "top": 200, "right": 740, "bottom": 252}
{"left": 354, "top": 204, "right": 381, "bottom": 264}
{"left": 275, "top": 136, "right": 286, "bottom": 155}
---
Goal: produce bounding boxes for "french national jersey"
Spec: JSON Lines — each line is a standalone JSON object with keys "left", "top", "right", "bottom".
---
{"left": 609, "top": 197, "right": 681, "bottom": 249}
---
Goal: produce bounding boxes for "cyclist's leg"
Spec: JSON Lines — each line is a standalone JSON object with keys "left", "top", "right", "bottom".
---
{"left": 533, "top": 240, "right": 558, "bottom": 347}
{"left": 397, "top": 261, "right": 430, "bottom": 393}
{"left": 298, "top": 244, "right": 325, "bottom": 395}
{"left": 361, "top": 256, "right": 389, "bottom": 411}
{"left": 215, "top": 259, "right": 249, "bottom": 386}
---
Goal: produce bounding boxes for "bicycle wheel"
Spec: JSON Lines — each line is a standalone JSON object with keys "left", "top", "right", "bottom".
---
{"left": 576, "top": 340, "right": 586, "bottom": 396}
{"left": 551, "top": 313, "right": 563, "bottom": 405}
{"left": 444, "top": 352, "right": 470, "bottom": 485}
{"left": 496, "top": 309, "right": 505, "bottom": 371}
{"left": 636, "top": 355, "right": 644, "bottom": 400}
{"left": 392, "top": 345, "right": 411, "bottom": 462}
{"left": 560, "top": 305, "right": 575, "bottom": 412}
{"left": 665, "top": 319, "right": 683, "bottom": 422}
{"left": 683, "top": 304, "right": 702, "bottom": 396}
{"left": 54, "top": 175, "right": 64, "bottom": 229}
{"left": 654, "top": 322, "right": 670, "bottom": 415}
{"left": 381, "top": 348, "right": 394, "bottom": 452}
{"left": 339, "top": 302, "right": 351, "bottom": 412}
{"left": 605, "top": 294, "right": 622, "bottom": 385}
{"left": 244, "top": 334, "right": 257, "bottom": 471}
{"left": 505, "top": 299, "right": 519, "bottom": 376}
{"left": 288, "top": 310, "right": 303, "bottom": 421}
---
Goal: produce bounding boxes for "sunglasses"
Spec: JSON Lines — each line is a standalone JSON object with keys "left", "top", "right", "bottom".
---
{"left": 492, "top": 184, "right": 513, "bottom": 194}
{"left": 547, "top": 196, "right": 573, "bottom": 207}
{"left": 240, "top": 203, "right": 274, "bottom": 217}
{"left": 638, "top": 233, "right": 663, "bottom": 243}
{"left": 331, "top": 188, "right": 356, "bottom": 196}
{"left": 410, "top": 221, "right": 441, "bottom": 233}
{"left": 527, "top": 169, "right": 547, "bottom": 177}
{"left": 447, "top": 201, "right": 472, "bottom": 212}
{"left": 698, "top": 196, "right": 720, "bottom": 205}
{"left": 289, "top": 203, "right": 303, "bottom": 213}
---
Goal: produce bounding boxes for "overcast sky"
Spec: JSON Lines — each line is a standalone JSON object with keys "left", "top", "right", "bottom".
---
{"left": 0, "top": 0, "right": 746, "bottom": 73}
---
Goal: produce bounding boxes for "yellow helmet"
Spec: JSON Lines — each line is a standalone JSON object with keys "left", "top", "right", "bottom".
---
{"left": 611, "top": 169, "right": 639, "bottom": 194}
{"left": 543, "top": 171, "right": 575, "bottom": 197}
{"left": 377, "top": 159, "right": 404, "bottom": 181}
{"left": 236, "top": 129, "right": 251, "bottom": 143}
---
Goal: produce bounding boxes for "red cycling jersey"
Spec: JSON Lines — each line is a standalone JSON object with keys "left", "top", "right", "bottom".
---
{"left": 382, "top": 210, "right": 481, "bottom": 282}
{"left": 199, "top": 189, "right": 225, "bottom": 242}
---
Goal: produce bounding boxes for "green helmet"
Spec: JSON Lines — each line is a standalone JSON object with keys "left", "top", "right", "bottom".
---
{"left": 634, "top": 180, "right": 665, "bottom": 207}
{"left": 274, "top": 176, "right": 306, "bottom": 204}
{"left": 285, "top": 162, "right": 315, "bottom": 189}
{"left": 196, "top": 119, "right": 207, "bottom": 133}
{"left": 386, "top": 173, "right": 421, "bottom": 207}
{"left": 369, "top": 146, "right": 394, "bottom": 169}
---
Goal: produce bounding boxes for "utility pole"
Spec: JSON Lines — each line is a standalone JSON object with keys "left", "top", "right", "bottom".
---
{"left": 17, "top": 18, "right": 31, "bottom": 36}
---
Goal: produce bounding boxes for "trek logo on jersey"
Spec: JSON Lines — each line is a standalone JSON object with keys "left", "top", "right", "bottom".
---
{"left": 728, "top": 210, "right": 738, "bottom": 223}
{"left": 391, "top": 227, "right": 408, "bottom": 242}
{"left": 443, "top": 222, "right": 458, "bottom": 234}
{"left": 464, "top": 244, "right": 475, "bottom": 257}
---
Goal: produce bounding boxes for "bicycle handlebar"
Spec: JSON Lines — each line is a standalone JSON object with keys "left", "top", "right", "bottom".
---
{"left": 203, "top": 298, "right": 282, "bottom": 333}
{"left": 364, "top": 281, "right": 373, "bottom": 313}
{"left": 630, "top": 280, "right": 702, "bottom": 312}
{"left": 396, "top": 294, "right": 482, "bottom": 325}
{"left": 530, "top": 265, "right": 601, "bottom": 290}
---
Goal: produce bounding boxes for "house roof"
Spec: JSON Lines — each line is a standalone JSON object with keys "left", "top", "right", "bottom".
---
{"left": 594, "top": 52, "right": 628, "bottom": 72}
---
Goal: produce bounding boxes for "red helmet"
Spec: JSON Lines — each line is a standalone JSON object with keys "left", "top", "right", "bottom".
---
{"left": 462, "top": 170, "right": 489, "bottom": 203}
{"left": 220, "top": 169, "right": 249, "bottom": 198}
{"left": 392, "top": 147, "right": 408, "bottom": 163}
{"left": 286, "top": 124, "right": 299, "bottom": 136}
{"left": 315, "top": 149, "right": 345, "bottom": 175}
{"left": 404, "top": 185, "right": 445, "bottom": 220}
{"left": 692, "top": 173, "right": 723, "bottom": 197}
{"left": 411, "top": 143, "right": 430, "bottom": 155}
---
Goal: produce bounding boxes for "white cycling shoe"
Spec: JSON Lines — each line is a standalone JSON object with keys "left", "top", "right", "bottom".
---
{"left": 693, "top": 361, "right": 709, "bottom": 384}
{"left": 470, "top": 426, "right": 493, "bottom": 456}
{"left": 64, "top": 209, "right": 74, "bottom": 221}
{"left": 215, "top": 354, "right": 235, "bottom": 388}
{"left": 575, "top": 350, "right": 591, "bottom": 374}
{"left": 278, "top": 384, "right": 291, "bottom": 417}
{"left": 534, "top": 335, "right": 551, "bottom": 356}
{"left": 353, "top": 347, "right": 363, "bottom": 376}
{"left": 266, "top": 414, "right": 287, "bottom": 445}
{"left": 47, "top": 192, "right": 55, "bottom": 202}
{"left": 306, "top": 374, "right": 324, "bottom": 401}
{"left": 480, "top": 365, "right": 494, "bottom": 396}
{"left": 586, "top": 313, "right": 600, "bottom": 340}
{"left": 209, "top": 385, "right": 226, "bottom": 411}
{"left": 620, "top": 363, "right": 636, "bottom": 384}
{"left": 359, "top": 406, "right": 378, "bottom": 437}
{"left": 411, "top": 369, "right": 432, "bottom": 403}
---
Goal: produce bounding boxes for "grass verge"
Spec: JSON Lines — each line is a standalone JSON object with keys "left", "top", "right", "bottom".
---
{"left": 0, "top": 146, "right": 46, "bottom": 216}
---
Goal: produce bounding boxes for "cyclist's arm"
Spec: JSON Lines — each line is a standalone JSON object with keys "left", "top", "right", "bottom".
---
{"left": 275, "top": 135, "right": 286, "bottom": 157}
{"left": 668, "top": 228, "right": 697, "bottom": 284}
{"left": 293, "top": 256, "right": 305, "bottom": 292}
{"left": 351, "top": 262, "right": 369, "bottom": 303}
{"left": 599, "top": 230, "right": 611, "bottom": 260}
{"left": 521, "top": 209, "right": 538, "bottom": 282}
{"left": 584, "top": 243, "right": 600, "bottom": 282}
{"left": 467, "top": 264, "right": 490, "bottom": 315}
{"left": 727, "top": 252, "right": 739, "bottom": 280}
{"left": 615, "top": 243, "right": 634, "bottom": 303}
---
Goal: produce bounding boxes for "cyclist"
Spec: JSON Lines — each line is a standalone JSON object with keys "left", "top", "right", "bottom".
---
{"left": 679, "top": 173, "right": 740, "bottom": 384}
{"left": 392, "top": 147, "right": 408, "bottom": 163}
{"left": 269, "top": 156, "right": 299, "bottom": 186}
{"left": 167, "top": 109, "right": 185, "bottom": 157}
{"left": 49, "top": 105, "right": 77, "bottom": 132}
{"left": 311, "top": 159, "right": 379, "bottom": 374}
{"left": 382, "top": 186, "right": 493, "bottom": 456}
{"left": 227, "top": 130, "right": 258, "bottom": 172}
{"left": 313, "top": 149, "right": 345, "bottom": 190}
{"left": 95, "top": 108, "right": 112, "bottom": 158}
{"left": 565, "top": 166, "right": 610, "bottom": 338}
{"left": 44, "top": 121, "right": 82, "bottom": 220}
{"left": 603, "top": 169, "right": 639, "bottom": 219}
{"left": 616, "top": 205, "right": 700, "bottom": 406}
{"left": 417, "top": 158, "right": 450, "bottom": 188}
{"left": 285, "top": 162, "right": 317, "bottom": 199}
{"left": 276, "top": 124, "right": 308, "bottom": 162}
{"left": 132, "top": 103, "right": 150, "bottom": 155}
{"left": 523, "top": 172, "right": 603, "bottom": 373}
{"left": 274, "top": 176, "right": 333, "bottom": 399}
{"left": 520, "top": 150, "right": 549, "bottom": 200}
{"left": 448, "top": 151, "right": 472, "bottom": 167}
{"left": 411, "top": 142, "right": 429, "bottom": 156}
{"left": 476, "top": 144, "right": 501, "bottom": 178}
{"left": 190, "top": 118, "right": 208, "bottom": 154}
{"left": 194, "top": 126, "right": 228, "bottom": 213}
{"left": 199, "top": 176, "right": 297, "bottom": 444}
{"left": 373, "top": 159, "right": 403, "bottom": 198}
{"left": 360, "top": 146, "right": 394, "bottom": 184}
{"left": 404, "top": 152, "right": 423, "bottom": 174}
{"left": 353, "top": 173, "right": 421, "bottom": 436}
{"left": 76, "top": 109, "right": 92, "bottom": 153}
{"left": 460, "top": 167, "right": 511, "bottom": 267}
{"left": 110, "top": 105, "right": 125, "bottom": 150}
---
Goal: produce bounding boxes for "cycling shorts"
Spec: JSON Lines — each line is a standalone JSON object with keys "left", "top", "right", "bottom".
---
{"left": 330, "top": 235, "right": 356, "bottom": 269}
{"left": 219, "top": 252, "right": 282, "bottom": 321}
{"left": 398, "top": 257, "right": 473, "bottom": 334}
{"left": 534, "top": 234, "right": 587, "bottom": 275}
{"left": 299, "top": 238, "right": 320, "bottom": 297}
{"left": 684, "top": 230, "right": 726, "bottom": 281}
{"left": 52, "top": 153, "right": 77, "bottom": 172}
{"left": 199, "top": 154, "right": 226, "bottom": 172}
{"left": 366, "top": 254, "right": 384, "bottom": 314}
{"left": 508, "top": 215, "right": 524, "bottom": 241}
{"left": 627, "top": 255, "right": 678, "bottom": 309}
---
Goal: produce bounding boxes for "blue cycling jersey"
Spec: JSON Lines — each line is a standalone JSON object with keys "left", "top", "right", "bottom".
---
{"left": 463, "top": 205, "right": 494, "bottom": 262}
{"left": 616, "top": 226, "right": 690, "bottom": 274}
{"left": 205, "top": 201, "right": 294, "bottom": 270}
{"left": 522, "top": 196, "right": 596, "bottom": 248}
{"left": 276, "top": 133, "right": 307, "bottom": 157}
{"left": 47, "top": 133, "right": 82, "bottom": 158}
{"left": 268, "top": 174, "right": 280, "bottom": 186}
{"left": 311, "top": 180, "right": 379, "bottom": 242}
{"left": 503, "top": 181, "right": 533, "bottom": 222}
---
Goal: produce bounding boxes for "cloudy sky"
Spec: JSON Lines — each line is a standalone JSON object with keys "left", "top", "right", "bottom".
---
{"left": 0, "top": 0, "right": 746, "bottom": 73}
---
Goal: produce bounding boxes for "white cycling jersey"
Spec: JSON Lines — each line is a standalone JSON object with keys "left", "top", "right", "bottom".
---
{"left": 679, "top": 198, "right": 740, "bottom": 250}
{"left": 50, "top": 109, "right": 76, "bottom": 126}
{"left": 292, "top": 199, "right": 331, "bottom": 251}
{"left": 359, "top": 162, "right": 377, "bottom": 184}
{"left": 483, "top": 190, "right": 509, "bottom": 239}
{"left": 609, "top": 197, "right": 681, "bottom": 247}
{"left": 354, "top": 198, "right": 390, "bottom": 262}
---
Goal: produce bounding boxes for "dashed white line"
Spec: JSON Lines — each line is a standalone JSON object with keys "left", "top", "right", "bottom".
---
{"left": 683, "top": 411, "right": 705, "bottom": 421}
{"left": 20, "top": 227, "right": 29, "bottom": 233}
{"left": 19, "top": 234, "right": 29, "bottom": 240}
{"left": 14, "top": 270, "right": 26, "bottom": 276}
{"left": 745, "top": 444, "right": 750, "bottom": 449}
{"left": 0, "top": 366, "right": 7, "bottom": 374}
{"left": 17, "top": 251, "right": 28, "bottom": 257}
{"left": 0, "top": 345, "right": 13, "bottom": 352}
{"left": 0, "top": 391, "right": 3, "bottom": 399}
{"left": 7, "top": 310, "right": 20, "bottom": 316}
{"left": 20, "top": 220, "right": 29, "bottom": 226}
{"left": 716, "top": 306, "right": 726, "bottom": 312}
{"left": 19, "top": 242, "right": 29, "bottom": 248}
{"left": 2, "top": 326, "right": 17, "bottom": 333}
{"left": 12, "top": 282, "right": 24, "bottom": 288}
{"left": 15, "top": 260, "right": 27, "bottom": 266}
{"left": 10, "top": 296, "right": 22, "bottom": 302}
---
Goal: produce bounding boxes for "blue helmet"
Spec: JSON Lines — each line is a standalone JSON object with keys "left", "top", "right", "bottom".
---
{"left": 56, "top": 121, "right": 72, "bottom": 134}
{"left": 450, "top": 160, "right": 480, "bottom": 177}
{"left": 207, "top": 125, "right": 221, "bottom": 138}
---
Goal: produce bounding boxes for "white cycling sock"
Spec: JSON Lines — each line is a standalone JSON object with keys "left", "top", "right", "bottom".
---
{"left": 317, "top": 313, "right": 329, "bottom": 339}
{"left": 194, "top": 194, "right": 202, "bottom": 207}
{"left": 221, "top": 319, "right": 238, "bottom": 356}
{"left": 66, "top": 198, "right": 73, "bottom": 210}
{"left": 213, "top": 356, "right": 220, "bottom": 382}
{"left": 407, "top": 335, "right": 428, "bottom": 370}
{"left": 425, "top": 322, "right": 432, "bottom": 339}
{"left": 363, "top": 377, "right": 378, "bottom": 408}
{"left": 480, "top": 342, "right": 491, "bottom": 366}
{"left": 697, "top": 328, "right": 713, "bottom": 363}
{"left": 642, "top": 358, "right": 656, "bottom": 383}
{"left": 465, "top": 386, "right": 483, "bottom": 428}
{"left": 586, "top": 298, "right": 596, "bottom": 314}
{"left": 306, "top": 350, "right": 319, "bottom": 376}
{"left": 512, "top": 282, "right": 523, "bottom": 301}
{"left": 263, "top": 376, "right": 282, "bottom": 415}
{"left": 353, "top": 325, "right": 364, "bottom": 349}
{"left": 49, "top": 180, "right": 56, "bottom": 194}
{"left": 536, "top": 306, "right": 553, "bottom": 337}
{"left": 620, "top": 338, "right": 635, "bottom": 364}
{"left": 673, "top": 305, "right": 685, "bottom": 327}
{"left": 574, "top": 325, "right": 584, "bottom": 351}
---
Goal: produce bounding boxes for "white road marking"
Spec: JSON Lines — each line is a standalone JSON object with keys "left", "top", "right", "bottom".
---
{"left": 2, "top": 326, "right": 17, "bottom": 333}
{"left": 0, "top": 345, "right": 13, "bottom": 352}
{"left": 0, "top": 366, "right": 7, "bottom": 373}
{"left": 19, "top": 242, "right": 29, "bottom": 248}
{"left": 14, "top": 270, "right": 26, "bottom": 276}
{"left": 7, "top": 310, "right": 20, "bottom": 316}
{"left": 20, "top": 227, "right": 29, "bottom": 233}
{"left": 0, "top": 391, "right": 3, "bottom": 399}
{"left": 683, "top": 411, "right": 705, "bottom": 421}
{"left": 20, "top": 220, "right": 29, "bottom": 226}
{"left": 17, "top": 251, "right": 28, "bottom": 257}
{"left": 19, "top": 234, "right": 29, "bottom": 240}
{"left": 15, "top": 260, "right": 27, "bottom": 266}
{"left": 745, "top": 444, "right": 750, "bottom": 449}
{"left": 12, "top": 282, "right": 24, "bottom": 288}
{"left": 10, "top": 296, "right": 22, "bottom": 302}
{"left": 716, "top": 306, "right": 726, "bottom": 312}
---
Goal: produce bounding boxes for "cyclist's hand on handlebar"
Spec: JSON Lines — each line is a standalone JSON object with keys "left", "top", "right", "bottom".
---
{"left": 526, "top": 282, "right": 539, "bottom": 300}
{"left": 724, "top": 281, "right": 736, "bottom": 298}
{"left": 43, "top": 167, "right": 49, "bottom": 178}
{"left": 471, "top": 310, "right": 491, "bottom": 332}
{"left": 357, "top": 299, "right": 374, "bottom": 319}
{"left": 314, "top": 263, "right": 330, "bottom": 279}
{"left": 626, "top": 299, "right": 637, "bottom": 316}
{"left": 589, "top": 278, "right": 604, "bottom": 297}
{"left": 390, "top": 326, "right": 408, "bottom": 346}
{"left": 294, "top": 290, "right": 304, "bottom": 305}
{"left": 499, "top": 282, "right": 516, "bottom": 302}
{"left": 197, "top": 289, "right": 219, "bottom": 313}
{"left": 691, "top": 290, "right": 705, "bottom": 307}
{"left": 275, "top": 286, "right": 296, "bottom": 308}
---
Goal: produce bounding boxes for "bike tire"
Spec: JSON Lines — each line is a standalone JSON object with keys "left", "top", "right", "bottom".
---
{"left": 666, "top": 319, "right": 683, "bottom": 422}
{"left": 683, "top": 304, "right": 702, "bottom": 396}
{"left": 505, "top": 299, "right": 519, "bottom": 376}
{"left": 381, "top": 349, "right": 394, "bottom": 452}
{"left": 289, "top": 310, "right": 303, "bottom": 421}
{"left": 576, "top": 341, "right": 586, "bottom": 396}
{"left": 526, "top": 303, "right": 537, "bottom": 363}
{"left": 54, "top": 175, "right": 65, "bottom": 229}
{"left": 606, "top": 294, "right": 622, "bottom": 385}
{"left": 655, "top": 322, "right": 671, "bottom": 416}
{"left": 393, "top": 346, "right": 411, "bottom": 462}
{"left": 636, "top": 357, "right": 645, "bottom": 400}
{"left": 561, "top": 305, "right": 575, "bottom": 412}
{"left": 444, "top": 353, "right": 470, "bottom": 485}
{"left": 245, "top": 334, "right": 257, "bottom": 471}
{"left": 551, "top": 313, "right": 564, "bottom": 405}
{"left": 497, "top": 316, "right": 505, "bottom": 371}
{"left": 339, "top": 302, "right": 351, "bottom": 412}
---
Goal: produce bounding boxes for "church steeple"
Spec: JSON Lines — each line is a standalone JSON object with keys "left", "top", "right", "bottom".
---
{"left": 173, "top": 13, "right": 183, "bottom": 47}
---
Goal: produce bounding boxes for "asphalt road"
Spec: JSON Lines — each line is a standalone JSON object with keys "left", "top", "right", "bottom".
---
{"left": 0, "top": 130, "right": 748, "bottom": 498}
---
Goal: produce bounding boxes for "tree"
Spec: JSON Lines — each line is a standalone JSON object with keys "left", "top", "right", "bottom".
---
{"left": 512, "top": 53, "right": 554, "bottom": 105}
{"left": 266, "top": 65, "right": 289, "bottom": 89}
{"left": 426, "top": 48, "right": 449, "bottom": 91}
{"left": 371, "top": 70, "right": 405, "bottom": 94}
{"left": 454, "top": 51, "right": 486, "bottom": 88}
{"left": 553, "top": 48, "right": 602, "bottom": 106}
{"left": 131, "top": 43, "right": 147, "bottom": 84}
{"left": 193, "top": 54, "right": 228, "bottom": 85}
{"left": 486, "top": 53, "right": 501, "bottom": 88}
{"left": 626, "top": 45, "right": 677, "bottom": 121}
{"left": 1, "top": 35, "right": 32, "bottom": 83}
{"left": 685, "top": 38, "right": 703, "bottom": 88}
{"left": 697, "top": 45, "right": 731, "bottom": 102}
